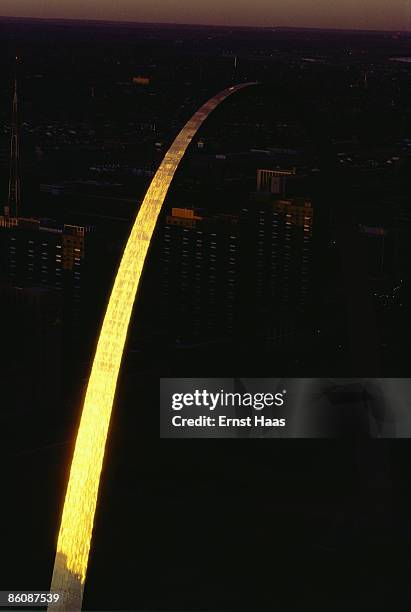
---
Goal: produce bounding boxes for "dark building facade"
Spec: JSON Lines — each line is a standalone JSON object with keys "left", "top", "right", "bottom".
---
{"left": 149, "top": 196, "right": 314, "bottom": 352}
{"left": 0, "top": 215, "right": 98, "bottom": 410}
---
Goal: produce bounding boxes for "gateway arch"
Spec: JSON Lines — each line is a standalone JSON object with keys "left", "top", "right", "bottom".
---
{"left": 49, "top": 82, "right": 258, "bottom": 611}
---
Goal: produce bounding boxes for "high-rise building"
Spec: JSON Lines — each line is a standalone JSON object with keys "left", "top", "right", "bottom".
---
{"left": 246, "top": 197, "right": 313, "bottom": 348}
{"left": 0, "top": 215, "right": 96, "bottom": 366}
{"left": 150, "top": 196, "right": 313, "bottom": 350}
{"left": 0, "top": 215, "right": 91, "bottom": 287}
{"left": 256, "top": 167, "right": 296, "bottom": 195}
{"left": 156, "top": 207, "right": 241, "bottom": 344}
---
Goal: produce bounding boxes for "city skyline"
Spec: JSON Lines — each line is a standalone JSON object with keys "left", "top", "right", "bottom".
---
{"left": 0, "top": 0, "right": 410, "bottom": 32}
{"left": 0, "top": 16, "right": 410, "bottom": 612}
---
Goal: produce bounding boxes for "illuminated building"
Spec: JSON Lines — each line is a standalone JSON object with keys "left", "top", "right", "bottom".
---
{"left": 48, "top": 82, "right": 258, "bottom": 612}
{"left": 250, "top": 197, "right": 313, "bottom": 348}
{"left": 153, "top": 197, "right": 313, "bottom": 350}
{"left": 0, "top": 217, "right": 91, "bottom": 315}
{"left": 256, "top": 167, "right": 296, "bottom": 195}
{"left": 0, "top": 216, "right": 94, "bottom": 361}
{"left": 0, "top": 216, "right": 90, "bottom": 282}
{"left": 157, "top": 207, "right": 241, "bottom": 343}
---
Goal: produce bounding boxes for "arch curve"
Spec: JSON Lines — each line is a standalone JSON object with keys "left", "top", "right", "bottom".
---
{"left": 49, "top": 82, "right": 258, "bottom": 611}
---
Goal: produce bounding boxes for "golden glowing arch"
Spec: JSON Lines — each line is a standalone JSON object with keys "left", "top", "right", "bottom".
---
{"left": 49, "top": 82, "right": 258, "bottom": 611}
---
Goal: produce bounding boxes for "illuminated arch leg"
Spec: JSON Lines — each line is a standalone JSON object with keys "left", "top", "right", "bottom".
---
{"left": 49, "top": 82, "right": 257, "bottom": 611}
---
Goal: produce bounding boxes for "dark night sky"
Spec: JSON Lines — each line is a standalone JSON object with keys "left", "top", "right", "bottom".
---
{"left": 1, "top": 0, "right": 410, "bottom": 31}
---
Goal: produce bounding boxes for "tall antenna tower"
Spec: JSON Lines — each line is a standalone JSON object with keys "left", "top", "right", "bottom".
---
{"left": 4, "top": 59, "right": 20, "bottom": 218}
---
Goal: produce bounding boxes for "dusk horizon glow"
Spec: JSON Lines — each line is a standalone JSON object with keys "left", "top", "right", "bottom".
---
{"left": 0, "top": 1, "right": 410, "bottom": 32}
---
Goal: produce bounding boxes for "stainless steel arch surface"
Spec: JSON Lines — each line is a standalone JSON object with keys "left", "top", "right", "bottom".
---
{"left": 49, "top": 82, "right": 258, "bottom": 611}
